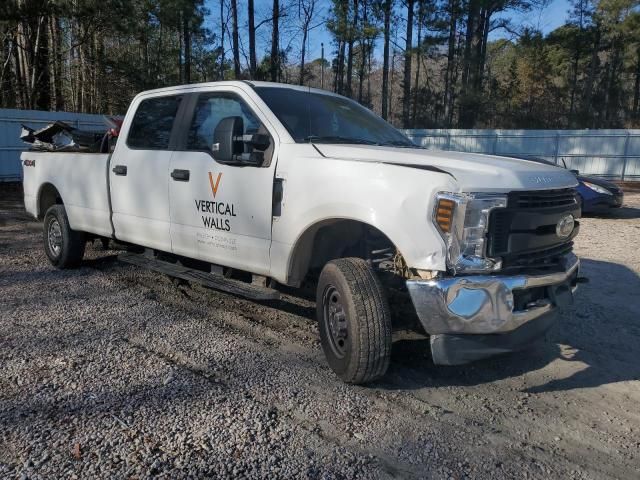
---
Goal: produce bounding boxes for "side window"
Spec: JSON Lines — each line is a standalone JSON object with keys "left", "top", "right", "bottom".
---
{"left": 186, "top": 94, "right": 261, "bottom": 151}
{"left": 127, "top": 95, "right": 182, "bottom": 149}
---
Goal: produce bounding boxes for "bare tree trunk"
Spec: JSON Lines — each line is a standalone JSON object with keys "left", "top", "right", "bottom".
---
{"left": 11, "top": 35, "right": 24, "bottom": 109}
{"left": 367, "top": 37, "right": 372, "bottom": 105}
{"left": 178, "top": 11, "right": 183, "bottom": 83}
{"left": 633, "top": 48, "right": 640, "bottom": 119}
{"left": 604, "top": 35, "right": 621, "bottom": 125}
{"left": 298, "top": 0, "right": 316, "bottom": 85}
{"left": 357, "top": 0, "right": 368, "bottom": 103}
{"left": 459, "top": 0, "right": 479, "bottom": 126}
{"left": 270, "top": 0, "right": 280, "bottom": 81}
{"left": 381, "top": 0, "right": 391, "bottom": 120}
{"left": 16, "top": 16, "right": 31, "bottom": 108}
{"left": 357, "top": 39, "right": 366, "bottom": 102}
{"left": 337, "top": 38, "right": 346, "bottom": 93}
{"left": 412, "top": 1, "right": 422, "bottom": 127}
{"left": 345, "top": 0, "right": 358, "bottom": 97}
{"left": 219, "top": 0, "right": 225, "bottom": 80}
{"left": 568, "top": 32, "right": 581, "bottom": 126}
{"left": 583, "top": 26, "right": 600, "bottom": 125}
{"left": 248, "top": 0, "right": 257, "bottom": 78}
{"left": 389, "top": 48, "right": 397, "bottom": 121}
{"left": 333, "top": 40, "right": 340, "bottom": 92}
{"left": 299, "top": 27, "right": 307, "bottom": 85}
{"left": 444, "top": 0, "right": 457, "bottom": 126}
{"left": 78, "top": 27, "right": 85, "bottom": 112}
{"left": 402, "top": 0, "right": 414, "bottom": 128}
{"left": 231, "top": 0, "right": 240, "bottom": 77}
{"left": 476, "top": 8, "right": 489, "bottom": 91}
{"left": 47, "top": 17, "right": 55, "bottom": 110}
{"left": 183, "top": 9, "right": 191, "bottom": 83}
{"left": 0, "top": 29, "right": 15, "bottom": 108}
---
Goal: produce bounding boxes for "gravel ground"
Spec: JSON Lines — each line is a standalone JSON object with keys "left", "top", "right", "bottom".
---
{"left": 1, "top": 189, "right": 639, "bottom": 479}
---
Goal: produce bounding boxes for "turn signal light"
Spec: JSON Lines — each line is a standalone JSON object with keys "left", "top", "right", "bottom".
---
{"left": 436, "top": 198, "right": 455, "bottom": 233}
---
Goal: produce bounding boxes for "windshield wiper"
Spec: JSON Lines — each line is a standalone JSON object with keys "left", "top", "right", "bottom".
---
{"left": 303, "top": 135, "right": 379, "bottom": 145}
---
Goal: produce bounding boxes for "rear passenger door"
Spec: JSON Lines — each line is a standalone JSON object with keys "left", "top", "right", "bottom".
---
{"left": 168, "top": 89, "right": 278, "bottom": 275}
{"left": 110, "top": 94, "right": 183, "bottom": 252}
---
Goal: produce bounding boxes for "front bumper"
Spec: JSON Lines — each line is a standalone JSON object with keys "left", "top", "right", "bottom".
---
{"left": 406, "top": 253, "right": 580, "bottom": 364}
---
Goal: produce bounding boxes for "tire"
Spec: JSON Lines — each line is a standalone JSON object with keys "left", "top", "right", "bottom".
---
{"left": 43, "top": 205, "right": 86, "bottom": 269}
{"left": 316, "top": 258, "right": 392, "bottom": 384}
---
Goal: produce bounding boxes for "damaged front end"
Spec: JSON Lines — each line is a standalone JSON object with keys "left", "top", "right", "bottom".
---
{"left": 406, "top": 188, "right": 584, "bottom": 365}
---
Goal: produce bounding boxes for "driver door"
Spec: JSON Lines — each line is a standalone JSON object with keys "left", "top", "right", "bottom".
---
{"left": 168, "top": 90, "right": 277, "bottom": 276}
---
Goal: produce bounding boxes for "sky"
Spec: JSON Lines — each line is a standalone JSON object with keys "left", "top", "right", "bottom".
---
{"left": 494, "top": 0, "right": 573, "bottom": 40}
{"left": 205, "top": 0, "right": 573, "bottom": 65}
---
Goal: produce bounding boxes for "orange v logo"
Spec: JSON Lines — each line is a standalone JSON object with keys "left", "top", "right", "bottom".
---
{"left": 208, "top": 172, "right": 222, "bottom": 198}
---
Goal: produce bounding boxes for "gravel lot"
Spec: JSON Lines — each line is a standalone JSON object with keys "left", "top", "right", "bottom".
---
{"left": 1, "top": 187, "right": 639, "bottom": 479}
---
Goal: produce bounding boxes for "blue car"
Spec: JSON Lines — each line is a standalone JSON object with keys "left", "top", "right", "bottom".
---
{"left": 510, "top": 156, "right": 624, "bottom": 214}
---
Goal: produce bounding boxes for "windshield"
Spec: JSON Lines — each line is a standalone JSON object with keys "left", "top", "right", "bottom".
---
{"left": 254, "top": 86, "right": 415, "bottom": 147}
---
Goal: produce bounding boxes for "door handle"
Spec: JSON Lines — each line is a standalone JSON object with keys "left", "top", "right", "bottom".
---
{"left": 112, "top": 165, "right": 127, "bottom": 176}
{"left": 171, "top": 169, "right": 190, "bottom": 182}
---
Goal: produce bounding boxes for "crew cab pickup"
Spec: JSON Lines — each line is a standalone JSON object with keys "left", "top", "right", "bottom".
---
{"left": 22, "top": 81, "right": 582, "bottom": 384}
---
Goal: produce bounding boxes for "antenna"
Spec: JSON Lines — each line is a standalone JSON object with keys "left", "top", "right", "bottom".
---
{"left": 307, "top": 78, "right": 312, "bottom": 140}
{"left": 321, "top": 43, "right": 325, "bottom": 89}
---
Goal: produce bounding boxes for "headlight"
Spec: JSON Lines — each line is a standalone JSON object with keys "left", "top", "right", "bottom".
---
{"left": 582, "top": 181, "right": 612, "bottom": 195}
{"left": 433, "top": 192, "right": 507, "bottom": 274}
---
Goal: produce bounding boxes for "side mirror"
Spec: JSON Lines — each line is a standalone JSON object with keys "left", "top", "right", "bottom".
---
{"left": 212, "top": 117, "right": 270, "bottom": 165}
{"left": 247, "top": 133, "right": 270, "bottom": 151}
{"left": 212, "top": 116, "right": 243, "bottom": 162}
{"left": 570, "top": 169, "right": 580, "bottom": 175}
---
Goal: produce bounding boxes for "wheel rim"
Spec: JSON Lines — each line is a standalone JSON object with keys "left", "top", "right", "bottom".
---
{"left": 323, "top": 285, "right": 349, "bottom": 359}
{"left": 48, "top": 218, "right": 62, "bottom": 257}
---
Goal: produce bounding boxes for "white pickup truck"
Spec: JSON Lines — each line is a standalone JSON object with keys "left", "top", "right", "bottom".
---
{"left": 22, "top": 81, "right": 582, "bottom": 384}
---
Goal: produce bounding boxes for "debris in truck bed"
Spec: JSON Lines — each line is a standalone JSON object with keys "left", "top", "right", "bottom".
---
{"left": 20, "top": 117, "right": 121, "bottom": 153}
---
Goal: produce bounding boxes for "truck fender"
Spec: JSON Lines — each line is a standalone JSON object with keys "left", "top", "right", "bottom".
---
{"left": 36, "top": 182, "right": 65, "bottom": 219}
{"left": 283, "top": 216, "right": 401, "bottom": 286}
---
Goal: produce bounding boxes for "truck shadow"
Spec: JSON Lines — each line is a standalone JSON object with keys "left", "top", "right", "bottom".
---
{"left": 383, "top": 258, "right": 640, "bottom": 393}
{"left": 583, "top": 204, "right": 640, "bottom": 219}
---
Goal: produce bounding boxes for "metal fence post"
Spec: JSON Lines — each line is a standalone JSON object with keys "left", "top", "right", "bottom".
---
{"left": 447, "top": 132, "right": 452, "bottom": 151}
{"left": 492, "top": 133, "right": 498, "bottom": 155}
{"left": 621, "top": 131, "right": 630, "bottom": 181}
{"left": 553, "top": 132, "right": 560, "bottom": 165}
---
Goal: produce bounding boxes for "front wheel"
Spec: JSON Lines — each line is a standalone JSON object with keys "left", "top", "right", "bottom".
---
{"left": 43, "top": 205, "right": 86, "bottom": 269}
{"left": 316, "top": 258, "right": 392, "bottom": 384}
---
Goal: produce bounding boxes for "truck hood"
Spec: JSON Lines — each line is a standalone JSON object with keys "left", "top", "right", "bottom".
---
{"left": 313, "top": 144, "right": 579, "bottom": 192}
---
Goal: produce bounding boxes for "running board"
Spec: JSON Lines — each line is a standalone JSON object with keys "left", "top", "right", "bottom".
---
{"left": 118, "top": 252, "right": 280, "bottom": 301}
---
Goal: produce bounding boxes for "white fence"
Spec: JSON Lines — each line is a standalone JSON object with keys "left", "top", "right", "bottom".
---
{"left": 0, "top": 108, "right": 107, "bottom": 182}
{"left": 404, "top": 129, "right": 640, "bottom": 180}
{"left": 3, "top": 113, "right": 640, "bottom": 181}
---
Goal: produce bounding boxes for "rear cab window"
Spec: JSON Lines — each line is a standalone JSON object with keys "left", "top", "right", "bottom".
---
{"left": 127, "top": 95, "right": 183, "bottom": 150}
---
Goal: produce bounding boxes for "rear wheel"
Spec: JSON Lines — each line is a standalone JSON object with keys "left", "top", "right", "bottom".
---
{"left": 316, "top": 258, "right": 392, "bottom": 384}
{"left": 43, "top": 205, "right": 86, "bottom": 269}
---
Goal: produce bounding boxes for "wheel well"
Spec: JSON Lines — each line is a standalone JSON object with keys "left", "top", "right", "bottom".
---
{"left": 38, "top": 183, "right": 63, "bottom": 219}
{"left": 287, "top": 219, "right": 400, "bottom": 286}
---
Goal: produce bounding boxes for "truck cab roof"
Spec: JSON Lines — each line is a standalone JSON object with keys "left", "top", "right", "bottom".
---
{"left": 134, "top": 81, "right": 341, "bottom": 99}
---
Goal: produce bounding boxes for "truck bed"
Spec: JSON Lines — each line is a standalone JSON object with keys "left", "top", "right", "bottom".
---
{"left": 21, "top": 151, "right": 112, "bottom": 238}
